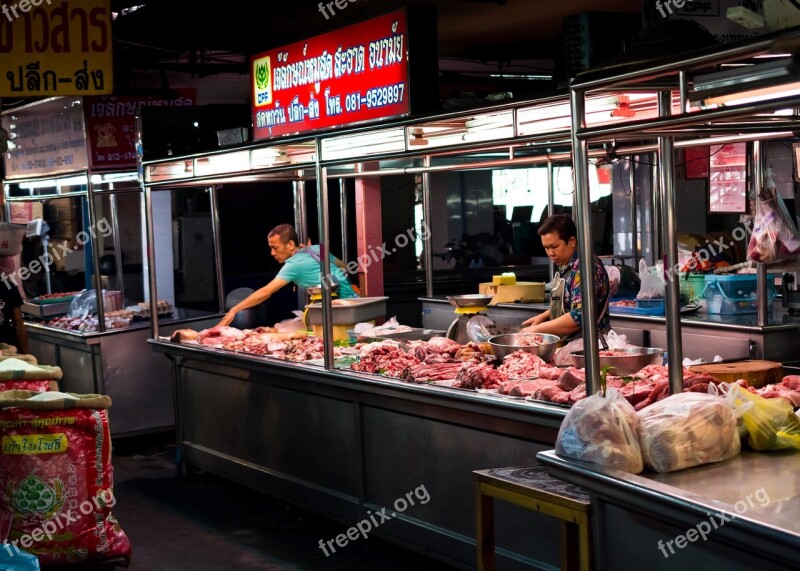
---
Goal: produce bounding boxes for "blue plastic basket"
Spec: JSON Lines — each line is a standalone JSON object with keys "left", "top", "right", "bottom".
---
{"left": 635, "top": 298, "right": 665, "bottom": 313}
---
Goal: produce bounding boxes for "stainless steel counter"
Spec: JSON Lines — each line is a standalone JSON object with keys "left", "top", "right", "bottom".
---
{"left": 150, "top": 338, "right": 572, "bottom": 571}
{"left": 27, "top": 311, "right": 219, "bottom": 437}
{"left": 538, "top": 449, "right": 800, "bottom": 570}
{"left": 420, "top": 297, "right": 800, "bottom": 362}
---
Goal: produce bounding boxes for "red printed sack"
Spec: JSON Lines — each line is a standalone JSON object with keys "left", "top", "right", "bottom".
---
{"left": 0, "top": 391, "right": 131, "bottom": 565}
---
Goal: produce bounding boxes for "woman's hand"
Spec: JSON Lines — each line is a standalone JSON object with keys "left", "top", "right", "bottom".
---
{"left": 522, "top": 313, "right": 546, "bottom": 327}
{"left": 519, "top": 324, "right": 536, "bottom": 334}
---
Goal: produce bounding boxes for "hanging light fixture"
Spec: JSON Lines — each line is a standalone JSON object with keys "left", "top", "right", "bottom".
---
{"left": 690, "top": 56, "right": 800, "bottom": 107}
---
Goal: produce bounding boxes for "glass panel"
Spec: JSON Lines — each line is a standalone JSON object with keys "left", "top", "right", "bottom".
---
{"left": 149, "top": 188, "right": 219, "bottom": 326}
{"left": 18, "top": 195, "right": 89, "bottom": 302}
{"left": 91, "top": 193, "right": 146, "bottom": 315}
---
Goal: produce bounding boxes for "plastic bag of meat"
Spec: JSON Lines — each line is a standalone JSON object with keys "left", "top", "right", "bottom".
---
{"left": 0, "top": 390, "right": 131, "bottom": 565}
{"left": 637, "top": 392, "right": 741, "bottom": 473}
{"left": 556, "top": 387, "right": 643, "bottom": 474}
{"left": 727, "top": 384, "right": 800, "bottom": 451}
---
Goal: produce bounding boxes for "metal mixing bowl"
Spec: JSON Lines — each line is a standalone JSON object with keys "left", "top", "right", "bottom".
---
{"left": 570, "top": 347, "right": 664, "bottom": 376}
{"left": 447, "top": 294, "right": 494, "bottom": 308}
{"left": 487, "top": 333, "right": 561, "bottom": 362}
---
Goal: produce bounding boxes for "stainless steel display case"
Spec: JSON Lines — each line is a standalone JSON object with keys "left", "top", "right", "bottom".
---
{"left": 152, "top": 338, "right": 569, "bottom": 571}
{"left": 539, "top": 449, "right": 800, "bottom": 571}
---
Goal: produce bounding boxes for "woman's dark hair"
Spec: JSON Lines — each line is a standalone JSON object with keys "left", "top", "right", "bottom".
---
{"left": 268, "top": 223, "right": 298, "bottom": 245}
{"left": 537, "top": 214, "right": 577, "bottom": 243}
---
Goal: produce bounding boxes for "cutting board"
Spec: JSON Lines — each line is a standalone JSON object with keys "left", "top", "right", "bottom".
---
{"left": 688, "top": 360, "right": 783, "bottom": 389}
{"left": 479, "top": 282, "right": 545, "bottom": 304}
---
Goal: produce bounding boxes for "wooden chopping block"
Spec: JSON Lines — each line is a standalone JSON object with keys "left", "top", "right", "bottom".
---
{"left": 688, "top": 360, "right": 783, "bottom": 388}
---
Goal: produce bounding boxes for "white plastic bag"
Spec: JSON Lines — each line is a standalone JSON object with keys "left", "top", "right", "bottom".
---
{"left": 636, "top": 259, "right": 665, "bottom": 299}
{"left": 556, "top": 387, "right": 644, "bottom": 473}
{"left": 274, "top": 310, "right": 307, "bottom": 333}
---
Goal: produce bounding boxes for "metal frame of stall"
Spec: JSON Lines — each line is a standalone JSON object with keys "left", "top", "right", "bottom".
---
{"left": 569, "top": 27, "right": 800, "bottom": 394}
{"left": 142, "top": 90, "right": 676, "bottom": 350}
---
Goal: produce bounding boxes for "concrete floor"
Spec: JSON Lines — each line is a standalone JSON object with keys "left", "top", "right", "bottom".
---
{"left": 106, "top": 433, "right": 459, "bottom": 571}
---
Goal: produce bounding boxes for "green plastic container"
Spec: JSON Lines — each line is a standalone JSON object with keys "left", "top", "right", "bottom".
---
{"left": 681, "top": 273, "right": 708, "bottom": 303}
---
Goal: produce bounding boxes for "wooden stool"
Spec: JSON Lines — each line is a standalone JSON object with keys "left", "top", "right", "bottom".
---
{"left": 474, "top": 465, "right": 592, "bottom": 571}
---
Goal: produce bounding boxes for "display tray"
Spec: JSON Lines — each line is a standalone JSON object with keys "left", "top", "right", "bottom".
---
{"left": 371, "top": 328, "right": 446, "bottom": 341}
{"left": 304, "top": 296, "right": 389, "bottom": 326}
{"left": 28, "top": 295, "right": 76, "bottom": 305}
{"left": 22, "top": 301, "right": 72, "bottom": 319}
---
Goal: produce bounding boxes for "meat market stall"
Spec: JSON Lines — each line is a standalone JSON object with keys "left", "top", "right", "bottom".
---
{"left": 144, "top": 16, "right": 800, "bottom": 571}
{"left": 536, "top": 25, "right": 800, "bottom": 571}
{"left": 1, "top": 96, "right": 218, "bottom": 436}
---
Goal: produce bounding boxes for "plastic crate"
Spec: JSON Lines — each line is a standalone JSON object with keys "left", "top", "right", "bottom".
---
{"left": 702, "top": 274, "right": 775, "bottom": 314}
{"left": 609, "top": 298, "right": 665, "bottom": 316}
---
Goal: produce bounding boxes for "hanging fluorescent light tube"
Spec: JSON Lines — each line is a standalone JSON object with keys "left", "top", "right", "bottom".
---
{"left": 691, "top": 56, "right": 800, "bottom": 106}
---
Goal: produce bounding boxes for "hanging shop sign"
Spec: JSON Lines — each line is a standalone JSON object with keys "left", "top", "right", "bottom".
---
{"left": 84, "top": 89, "right": 197, "bottom": 169}
{"left": 1, "top": 97, "right": 88, "bottom": 179}
{"left": 0, "top": 0, "right": 113, "bottom": 97}
{"left": 251, "top": 7, "right": 438, "bottom": 141}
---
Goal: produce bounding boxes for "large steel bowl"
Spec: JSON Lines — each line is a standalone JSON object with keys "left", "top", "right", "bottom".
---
{"left": 570, "top": 347, "right": 664, "bottom": 376}
{"left": 487, "top": 333, "right": 561, "bottom": 362}
{"left": 448, "top": 294, "right": 494, "bottom": 308}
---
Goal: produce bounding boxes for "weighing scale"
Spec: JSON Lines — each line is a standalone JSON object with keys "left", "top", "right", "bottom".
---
{"left": 445, "top": 294, "right": 498, "bottom": 345}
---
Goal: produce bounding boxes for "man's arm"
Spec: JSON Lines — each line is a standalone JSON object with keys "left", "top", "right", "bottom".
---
{"left": 218, "top": 277, "right": 289, "bottom": 327}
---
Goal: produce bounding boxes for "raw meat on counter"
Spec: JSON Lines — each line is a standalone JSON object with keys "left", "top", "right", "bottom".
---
{"left": 196, "top": 325, "right": 246, "bottom": 346}
{"left": 168, "top": 325, "right": 800, "bottom": 412}
{"left": 351, "top": 342, "right": 421, "bottom": 377}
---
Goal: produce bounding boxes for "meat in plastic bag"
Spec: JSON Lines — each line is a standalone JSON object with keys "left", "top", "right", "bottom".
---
{"left": 726, "top": 383, "right": 800, "bottom": 451}
{"left": 556, "top": 387, "right": 643, "bottom": 473}
{"left": 637, "top": 391, "right": 741, "bottom": 473}
{"left": 746, "top": 169, "right": 800, "bottom": 264}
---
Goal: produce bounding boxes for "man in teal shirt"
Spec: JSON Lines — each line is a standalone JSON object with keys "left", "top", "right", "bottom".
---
{"left": 219, "top": 224, "right": 357, "bottom": 327}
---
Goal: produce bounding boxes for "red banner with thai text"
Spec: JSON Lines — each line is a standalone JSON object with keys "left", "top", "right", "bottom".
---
{"left": 251, "top": 9, "right": 410, "bottom": 140}
{"left": 84, "top": 89, "right": 196, "bottom": 169}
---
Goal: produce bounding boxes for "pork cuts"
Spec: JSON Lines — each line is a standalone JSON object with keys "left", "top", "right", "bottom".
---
{"left": 196, "top": 325, "right": 245, "bottom": 346}
{"left": 455, "top": 362, "right": 506, "bottom": 389}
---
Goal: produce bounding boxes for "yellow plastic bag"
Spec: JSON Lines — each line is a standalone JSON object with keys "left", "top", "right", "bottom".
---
{"left": 728, "top": 384, "right": 800, "bottom": 451}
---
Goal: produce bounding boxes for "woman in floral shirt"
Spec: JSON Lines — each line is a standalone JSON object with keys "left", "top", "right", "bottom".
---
{"left": 520, "top": 214, "right": 609, "bottom": 341}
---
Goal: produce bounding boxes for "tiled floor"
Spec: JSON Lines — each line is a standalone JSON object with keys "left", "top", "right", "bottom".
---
{"left": 108, "top": 433, "right": 459, "bottom": 570}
